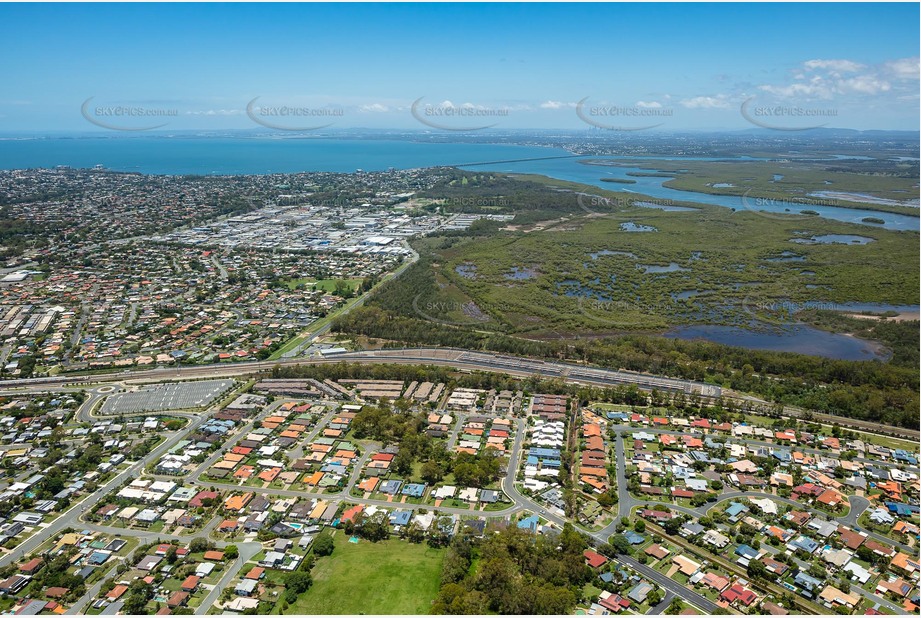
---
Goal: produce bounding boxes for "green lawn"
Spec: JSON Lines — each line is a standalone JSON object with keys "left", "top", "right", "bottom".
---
{"left": 284, "top": 538, "right": 445, "bottom": 614}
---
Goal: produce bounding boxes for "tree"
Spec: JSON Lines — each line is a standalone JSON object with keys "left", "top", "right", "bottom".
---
{"left": 663, "top": 518, "right": 681, "bottom": 535}
{"left": 392, "top": 450, "right": 413, "bottom": 477}
{"left": 360, "top": 513, "right": 391, "bottom": 542}
{"left": 453, "top": 462, "right": 480, "bottom": 487}
{"left": 224, "top": 545, "right": 239, "bottom": 560}
{"left": 474, "top": 554, "right": 519, "bottom": 612}
{"left": 122, "top": 581, "right": 153, "bottom": 614}
{"left": 665, "top": 597, "right": 684, "bottom": 615}
{"left": 609, "top": 534, "right": 633, "bottom": 556}
{"left": 313, "top": 535, "right": 334, "bottom": 557}
{"left": 189, "top": 537, "right": 211, "bottom": 553}
{"left": 634, "top": 519, "right": 646, "bottom": 533}
{"left": 557, "top": 525, "right": 587, "bottom": 556}
{"left": 647, "top": 590, "right": 662, "bottom": 606}
{"left": 284, "top": 571, "right": 313, "bottom": 593}
{"left": 747, "top": 559, "right": 767, "bottom": 581}
{"left": 283, "top": 571, "right": 313, "bottom": 603}
{"left": 420, "top": 461, "right": 444, "bottom": 484}
{"left": 404, "top": 522, "right": 425, "bottom": 544}
{"left": 441, "top": 538, "right": 473, "bottom": 585}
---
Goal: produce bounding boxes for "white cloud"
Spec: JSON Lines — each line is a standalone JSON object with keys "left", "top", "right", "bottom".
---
{"left": 680, "top": 95, "right": 730, "bottom": 109}
{"left": 884, "top": 57, "right": 920, "bottom": 80}
{"left": 635, "top": 101, "right": 662, "bottom": 108}
{"left": 358, "top": 103, "right": 389, "bottom": 113}
{"left": 803, "top": 59, "right": 864, "bottom": 73}
{"left": 540, "top": 100, "right": 575, "bottom": 109}
{"left": 761, "top": 72, "right": 891, "bottom": 99}
{"left": 757, "top": 56, "right": 915, "bottom": 102}
{"left": 839, "top": 75, "right": 891, "bottom": 95}
{"left": 760, "top": 79, "right": 832, "bottom": 99}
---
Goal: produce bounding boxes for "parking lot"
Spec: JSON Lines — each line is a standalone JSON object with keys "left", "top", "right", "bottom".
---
{"left": 99, "top": 379, "right": 235, "bottom": 414}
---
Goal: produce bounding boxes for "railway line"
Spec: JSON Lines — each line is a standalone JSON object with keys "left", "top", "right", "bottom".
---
{"left": 2, "top": 346, "right": 917, "bottom": 440}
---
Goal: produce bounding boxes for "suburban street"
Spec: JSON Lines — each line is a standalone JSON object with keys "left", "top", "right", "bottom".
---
{"left": 0, "top": 352, "right": 915, "bottom": 615}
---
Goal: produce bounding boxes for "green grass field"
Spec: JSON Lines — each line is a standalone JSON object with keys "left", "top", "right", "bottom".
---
{"left": 284, "top": 537, "right": 445, "bottom": 614}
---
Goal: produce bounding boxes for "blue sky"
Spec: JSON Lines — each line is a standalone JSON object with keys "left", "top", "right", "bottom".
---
{"left": 0, "top": 3, "right": 918, "bottom": 132}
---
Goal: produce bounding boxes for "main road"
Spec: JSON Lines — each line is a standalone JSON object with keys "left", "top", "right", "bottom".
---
{"left": 1, "top": 347, "right": 720, "bottom": 397}
{"left": 0, "top": 408, "right": 212, "bottom": 568}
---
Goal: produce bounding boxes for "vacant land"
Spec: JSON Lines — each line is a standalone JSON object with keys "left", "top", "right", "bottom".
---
{"left": 286, "top": 538, "right": 445, "bottom": 614}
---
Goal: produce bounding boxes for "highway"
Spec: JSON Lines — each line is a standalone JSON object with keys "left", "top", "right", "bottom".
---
{"left": 2, "top": 345, "right": 916, "bottom": 613}
{"left": 6, "top": 344, "right": 918, "bottom": 441}
{"left": 1, "top": 346, "right": 720, "bottom": 397}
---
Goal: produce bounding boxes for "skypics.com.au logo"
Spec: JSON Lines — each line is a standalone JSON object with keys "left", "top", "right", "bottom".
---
{"left": 576, "top": 192, "right": 678, "bottom": 216}
{"left": 740, "top": 97, "right": 837, "bottom": 131}
{"left": 246, "top": 97, "right": 344, "bottom": 131}
{"left": 411, "top": 295, "right": 493, "bottom": 327}
{"left": 576, "top": 96, "right": 673, "bottom": 131}
{"left": 411, "top": 98, "right": 509, "bottom": 131}
{"left": 81, "top": 97, "right": 178, "bottom": 131}
{"left": 740, "top": 189, "right": 844, "bottom": 221}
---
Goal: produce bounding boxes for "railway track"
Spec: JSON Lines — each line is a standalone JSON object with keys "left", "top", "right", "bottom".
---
{"left": 2, "top": 347, "right": 917, "bottom": 440}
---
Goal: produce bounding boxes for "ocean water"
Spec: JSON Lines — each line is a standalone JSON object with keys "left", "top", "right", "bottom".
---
{"left": 0, "top": 136, "right": 916, "bottom": 230}
{"left": 0, "top": 136, "right": 562, "bottom": 175}
{"left": 0, "top": 135, "right": 915, "bottom": 359}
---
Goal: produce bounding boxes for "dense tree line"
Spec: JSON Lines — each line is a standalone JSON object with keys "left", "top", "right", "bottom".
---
{"left": 431, "top": 524, "right": 591, "bottom": 614}
{"left": 333, "top": 303, "right": 919, "bottom": 428}
{"left": 271, "top": 359, "right": 557, "bottom": 394}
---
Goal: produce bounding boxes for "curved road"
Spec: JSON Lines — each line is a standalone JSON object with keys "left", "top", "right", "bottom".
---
{"left": 1, "top": 349, "right": 914, "bottom": 612}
